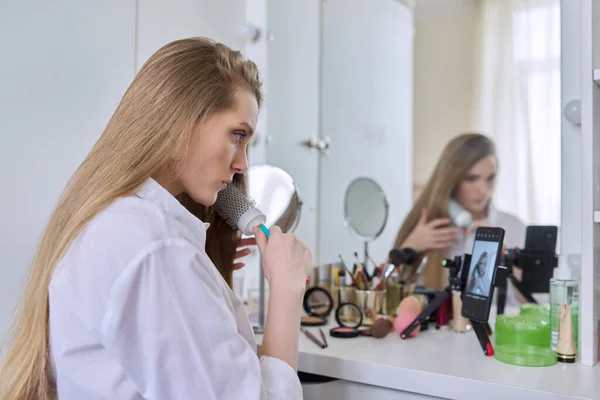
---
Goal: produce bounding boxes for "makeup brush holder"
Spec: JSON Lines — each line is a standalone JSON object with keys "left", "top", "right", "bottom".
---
{"left": 332, "top": 286, "right": 356, "bottom": 312}
{"left": 385, "top": 282, "right": 415, "bottom": 317}
{"left": 355, "top": 289, "right": 387, "bottom": 326}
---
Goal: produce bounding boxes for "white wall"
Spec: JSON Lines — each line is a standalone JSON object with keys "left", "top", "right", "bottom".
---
{"left": 412, "top": 3, "right": 478, "bottom": 185}
{"left": 137, "top": 0, "right": 247, "bottom": 68}
{"left": 0, "top": 0, "right": 137, "bottom": 338}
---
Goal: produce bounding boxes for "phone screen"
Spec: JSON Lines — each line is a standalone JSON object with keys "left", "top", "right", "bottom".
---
{"left": 461, "top": 227, "right": 505, "bottom": 322}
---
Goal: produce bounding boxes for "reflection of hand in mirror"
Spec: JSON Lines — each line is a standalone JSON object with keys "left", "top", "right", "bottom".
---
{"left": 233, "top": 237, "right": 257, "bottom": 270}
{"left": 403, "top": 208, "right": 458, "bottom": 252}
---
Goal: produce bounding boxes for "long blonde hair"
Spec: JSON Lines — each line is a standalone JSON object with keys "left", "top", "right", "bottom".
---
{"left": 0, "top": 37, "right": 262, "bottom": 400}
{"left": 394, "top": 133, "right": 496, "bottom": 290}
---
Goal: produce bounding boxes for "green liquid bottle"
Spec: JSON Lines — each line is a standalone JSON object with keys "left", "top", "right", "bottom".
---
{"left": 549, "top": 255, "right": 579, "bottom": 362}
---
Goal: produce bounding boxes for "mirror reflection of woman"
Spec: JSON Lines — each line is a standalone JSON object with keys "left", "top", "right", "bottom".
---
{"left": 393, "top": 133, "right": 526, "bottom": 305}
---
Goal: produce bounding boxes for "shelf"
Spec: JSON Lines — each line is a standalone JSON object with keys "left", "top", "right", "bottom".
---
{"left": 595, "top": 69, "right": 600, "bottom": 85}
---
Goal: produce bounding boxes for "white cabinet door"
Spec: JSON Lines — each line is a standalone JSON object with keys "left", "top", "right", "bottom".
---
{"left": 319, "top": 0, "right": 414, "bottom": 266}
{"left": 265, "top": 0, "right": 321, "bottom": 261}
{"left": 0, "top": 0, "right": 136, "bottom": 337}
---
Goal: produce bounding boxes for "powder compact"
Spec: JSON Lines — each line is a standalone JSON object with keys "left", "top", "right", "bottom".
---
{"left": 301, "top": 286, "right": 333, "bottom": 327}
{"left": 329, "top": 302, "right": 363, "bottom": 338}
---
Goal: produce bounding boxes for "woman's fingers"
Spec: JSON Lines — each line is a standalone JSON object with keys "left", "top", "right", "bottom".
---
{"left": 238, "top": 237, "right": 257, "bottom": 248}
{"left": 235, "top": 247, "right": 252, "bottom": 260}
{"left": 430, "top": 240, "right": 454, "bottom": 249}
{"left": 418, "top": 208, "right": 429, "bottom": 225}
{"left": 233, "top": 262, "right": 246, "bottom": 270}
{"left": 427, "top": 218, "right": 452, "bottom": 229}
{"left": 432, "top": 227, "right": 459, "bottom": 236}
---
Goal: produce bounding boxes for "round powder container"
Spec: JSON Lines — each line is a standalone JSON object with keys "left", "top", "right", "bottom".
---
{"left": 330, "top": 302, "right": 363, "bottom": 339}
{"left": 301, "top": 287, "right": 333, "bottom": 327}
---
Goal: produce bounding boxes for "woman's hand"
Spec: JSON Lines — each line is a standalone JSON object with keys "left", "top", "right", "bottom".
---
{"left": 403, "top": 209, "right": 458, "bottom": 252}
{"left": 253, "top": 225, "right": 312, "bottom": 291}
{"left": 232, "top": 237, "right": 256, "bottom": 270}
{"left": 254, "top": 226, "right": 313, "bottom": 372}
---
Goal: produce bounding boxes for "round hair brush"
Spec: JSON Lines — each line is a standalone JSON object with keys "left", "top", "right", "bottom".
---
{"left": 213, "top": 182, "right": 270, "bottom": 238}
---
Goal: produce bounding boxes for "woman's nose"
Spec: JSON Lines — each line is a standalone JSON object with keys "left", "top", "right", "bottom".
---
{"left": 477, "top": 181, "right": 489, "bottom": 195}
{"left": 232, "top": 149, "right": 248, "bottom": 174}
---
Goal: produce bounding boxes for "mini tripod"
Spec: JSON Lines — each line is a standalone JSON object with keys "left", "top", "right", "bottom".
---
{"left": 496, "top": 249, "right": 557, "bottom": 315}
{"left": 495, "top": 251, "right": 535, "bottom": 315}
{"left": 400, "top": 254, "right": 494, "bottom": 356}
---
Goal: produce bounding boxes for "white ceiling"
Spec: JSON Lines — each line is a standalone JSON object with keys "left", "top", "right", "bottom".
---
{"left": 414, "top": 0, "right": 477, "bottom": 20}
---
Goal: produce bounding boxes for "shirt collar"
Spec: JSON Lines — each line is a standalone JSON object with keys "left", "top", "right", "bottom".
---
{"left": 135, "top": 178, "right": 210, "bottom": 231}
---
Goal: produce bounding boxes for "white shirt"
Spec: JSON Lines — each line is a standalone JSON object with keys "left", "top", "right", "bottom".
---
{"left": 48, "top": 178, "right": 302, "bottom": 400}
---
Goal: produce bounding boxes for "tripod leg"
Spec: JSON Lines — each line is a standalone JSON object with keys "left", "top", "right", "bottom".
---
{"left": 496, "top": 280, "right": 507, "bottom": 315}
{"left": 471, "top": 321, "right": 494, "bottom": 356}
{"left": 509, "top": 275, "right": 537, "bottom": 303}
{"left": 485, "top": 322, "right": 493, "bottom": 336}
{"left": 401, "top": 289, "right": 450, "bottom": 339}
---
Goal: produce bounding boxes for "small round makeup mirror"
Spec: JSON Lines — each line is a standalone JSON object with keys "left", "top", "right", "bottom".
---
{"left": 247, "top": 164, "right": 302, "bottom": 233}
{"left": 344, "top": 177, "right": 389, "bottom": 264}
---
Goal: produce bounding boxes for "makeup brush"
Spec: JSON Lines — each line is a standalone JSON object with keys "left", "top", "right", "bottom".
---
{"left": 354, "top": 251, "right": 371, "bottom": 282}
{"left": 367, "top": 253, "right": 379, "bottom": 274}
{"left": 409, "top": 256, "right": 429, "bottom": 284}
{"left": 339, "top": 254, "right": 360, "bottom": 287}
{"left": 301, "top": 328, "right": 326, "bottom": 349}
{"left": 374, "top": 263, "right": 397, "bottom": 291}
{"left": 213, "top": 182, "right": 270, "bottom": 238}
{"left": 319, "top": 328, "right": 328, "bottom": 347}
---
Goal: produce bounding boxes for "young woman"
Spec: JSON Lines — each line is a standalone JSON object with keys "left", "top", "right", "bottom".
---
{"left": 393, "top": 133, "right": 526, "bottom": 297}
{"left": 0, "top": 38, "right": 312, "bottom": 400}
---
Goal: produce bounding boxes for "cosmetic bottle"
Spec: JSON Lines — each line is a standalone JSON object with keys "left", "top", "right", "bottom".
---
{"left": 549, "top": 255, "right": 579, "bottom": 362}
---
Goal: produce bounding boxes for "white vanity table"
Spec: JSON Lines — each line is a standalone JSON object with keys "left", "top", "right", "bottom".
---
{"left": 254, "top": 312, "right": 600, "bottom": 400}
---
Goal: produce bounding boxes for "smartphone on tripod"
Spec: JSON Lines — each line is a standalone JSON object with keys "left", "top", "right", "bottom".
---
{"left": 461, "top": 227, "right": 505, "bottom": 323}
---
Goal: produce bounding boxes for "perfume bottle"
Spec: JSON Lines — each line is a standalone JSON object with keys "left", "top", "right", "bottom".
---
{"left": 549, "top": 255, "right": 579, "bottom": 363}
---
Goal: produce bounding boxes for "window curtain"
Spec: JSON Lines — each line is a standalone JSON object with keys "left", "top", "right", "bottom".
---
{"left": 472, "top": 0, "right": 561, "bottom": 227}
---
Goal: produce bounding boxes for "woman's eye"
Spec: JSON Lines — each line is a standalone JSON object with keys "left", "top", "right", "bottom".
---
{"left": 233, "top": 131, "right": 247, "bottom": 144}
{"left": 465, "top": 176, "right": 477, "bottom": 183}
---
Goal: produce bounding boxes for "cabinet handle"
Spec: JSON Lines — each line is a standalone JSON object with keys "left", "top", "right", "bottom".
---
{"left": 301, "top": 137, "right": 331, "bottom": 154}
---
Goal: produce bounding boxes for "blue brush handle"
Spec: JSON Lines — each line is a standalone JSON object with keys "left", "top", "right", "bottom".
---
{"left": 257, "top": 224, "right": 270, "bottom": 239}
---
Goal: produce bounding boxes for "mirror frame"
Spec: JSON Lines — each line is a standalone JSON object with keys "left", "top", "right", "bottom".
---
{"left": 343, "top": 176, "right": 389, "bottom": 242}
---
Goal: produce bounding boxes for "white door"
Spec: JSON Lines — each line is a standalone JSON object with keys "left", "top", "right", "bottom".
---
{"left": 0, "top": 0, "right": 137, "bottom": 337}
{"left": 265, "top": 0, "right": 321, "bottom": 260}
{"left": 319, "top": 0, "right": 414, "bottom": 266}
